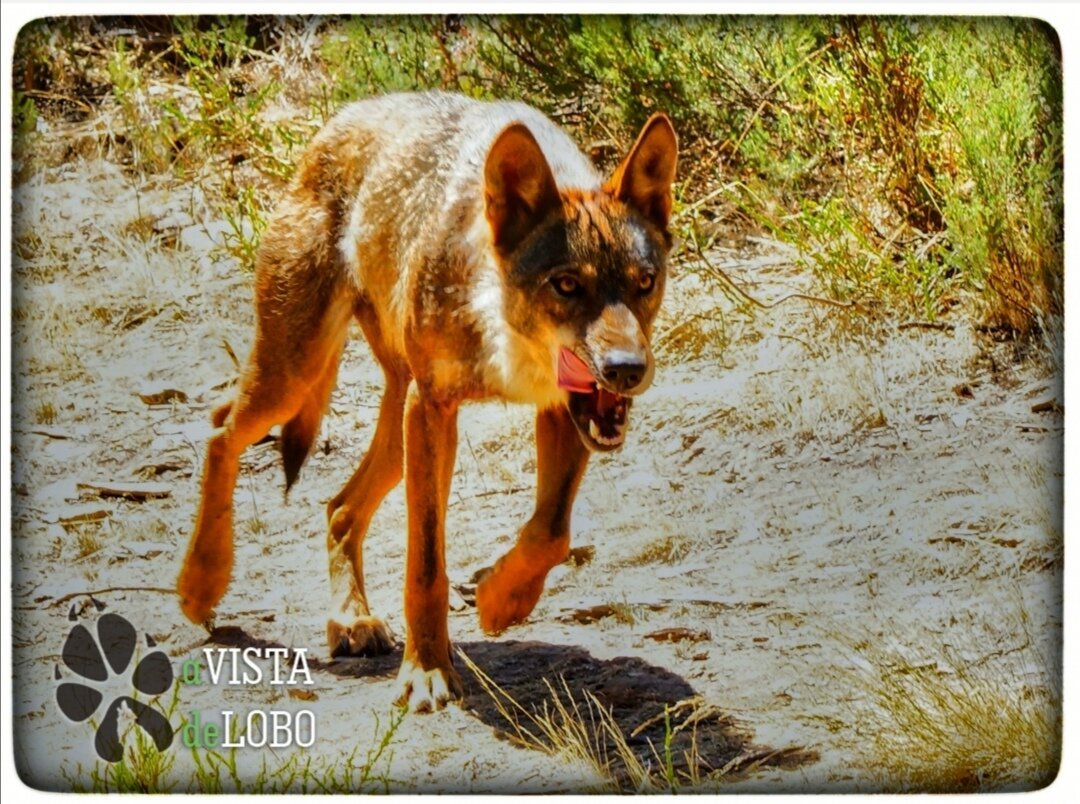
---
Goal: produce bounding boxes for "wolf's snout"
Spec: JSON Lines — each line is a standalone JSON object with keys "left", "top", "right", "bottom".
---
{"left": 600, "top": 353, "right": 649, "bottom": 394}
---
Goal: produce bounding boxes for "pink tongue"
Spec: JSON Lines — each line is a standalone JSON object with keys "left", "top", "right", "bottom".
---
{"left": 557, "top": 348, "right": 596, "bottom": 393}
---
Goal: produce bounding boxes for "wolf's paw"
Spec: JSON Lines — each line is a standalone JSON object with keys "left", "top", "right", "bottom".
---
{"left": 177, "top": 566, "right": 219, "bottom": 625}
{"left": 394, "top": 656, "right": 463, "bottom": 713}
{"left": 177, "top": 530, "right": 232, "bottom": 625}
{"left": 327, "top": 615, "right": 397, "bottom": 658}
{"left": 475, "top": 562, "right": 546, "bottom": 634}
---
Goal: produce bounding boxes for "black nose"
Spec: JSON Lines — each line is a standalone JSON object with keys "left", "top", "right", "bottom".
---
{"left": 601, "top": 358, "right": 647, "bottom": 393}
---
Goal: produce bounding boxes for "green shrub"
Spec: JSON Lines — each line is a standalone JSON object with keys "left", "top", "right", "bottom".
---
{"left": 12, "top": 15, "right": 1062, "bottom": 335}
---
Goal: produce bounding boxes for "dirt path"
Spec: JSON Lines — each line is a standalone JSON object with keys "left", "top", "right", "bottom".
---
{"left": 10, "top": 160, "right": 1063, "bottom": 792}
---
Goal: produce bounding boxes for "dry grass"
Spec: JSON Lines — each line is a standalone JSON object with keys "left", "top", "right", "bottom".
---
{"left": 456, "top": 649, "right": 801, "bottom": 792}
{"left": 459, "top": 649, "right": 691, "bottom": 792}
{"left": 73, "top": 527, "right": 105, "bottom": 559}
{"left": 654, "top": 307, "right": 731, "bottom": 362}
{"left": 839, "top": 605, "right": 1060, "bottom": 792}
{"left": 628, "top": 534, "right": 694, "bottom": 567}
{"left": 34, "top": 400, "right": 58, "bottom": 424}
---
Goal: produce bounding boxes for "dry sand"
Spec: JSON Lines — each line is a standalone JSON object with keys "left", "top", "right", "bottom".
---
{"left": 10, "top": 152, "right": 1063, "bottom": 792}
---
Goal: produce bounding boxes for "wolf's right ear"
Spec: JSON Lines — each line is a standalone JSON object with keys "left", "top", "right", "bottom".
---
{"left": 484, "top": 123, "right": 561, "bottom": 255}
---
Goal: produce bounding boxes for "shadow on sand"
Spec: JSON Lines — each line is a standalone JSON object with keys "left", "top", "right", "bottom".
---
{"left": 208, "top": 627, "right": 816, "bottom": 788}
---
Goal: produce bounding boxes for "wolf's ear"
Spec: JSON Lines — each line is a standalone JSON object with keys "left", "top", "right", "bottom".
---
{"left": 607, "top": 114, "right": 678, "bottom": 232}
{"left": 485, "top": 123, "right": 561, "bottom": 255}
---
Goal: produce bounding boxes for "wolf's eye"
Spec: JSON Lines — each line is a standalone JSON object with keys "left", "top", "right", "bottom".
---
{"left": 638, "top": 273, "right": 656, "bottom": 294}
{"left": 552, "top": 274, "right": 582, "bottom": 297}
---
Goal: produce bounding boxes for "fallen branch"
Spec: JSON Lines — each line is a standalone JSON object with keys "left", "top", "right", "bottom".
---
{"left": 899, "top": 320, "right": 956, "bottom": 332}
{"left": 77, "top": 481, "right": 172, "bottom": 500}
{"left": 689, "top": 230, "right": 872, "bottom": 315}
{"left": 644, "top": 627, "right": 711, "bottom": 644}
{"left": 1031, "top": 398, "right": 1062, "bottom": 415}
{"left": 24, "top": 427, "right": 77, "bottom": 440}
{"left": 49, "top": 586, "right": 178, "bottom": 608}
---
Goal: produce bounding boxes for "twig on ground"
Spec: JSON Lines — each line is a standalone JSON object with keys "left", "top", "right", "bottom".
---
{"left": 689, "top": 229, "right": 872, "bottom": 315}
{"left": 49, "top": 586, "right": 178, "bottom": 607}
{"left": 898, "top": 320, "right": 955, "bottom": 332}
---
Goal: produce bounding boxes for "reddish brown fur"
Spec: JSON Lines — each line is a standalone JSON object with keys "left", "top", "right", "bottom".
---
{"left": 176, "top": 92, "right": 677, "bottom": 713}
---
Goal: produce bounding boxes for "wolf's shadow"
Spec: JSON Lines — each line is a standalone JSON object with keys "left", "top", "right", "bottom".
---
{"left": 321, "top": 636, "right": 816, "bottom": 786}
{"left": 205, "top": 628, "right": 813, "bottom": 786}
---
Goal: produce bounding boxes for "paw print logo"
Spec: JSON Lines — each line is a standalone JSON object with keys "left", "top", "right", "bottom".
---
{"left": 55, "top": 612, "right": 175, "bottom": 762}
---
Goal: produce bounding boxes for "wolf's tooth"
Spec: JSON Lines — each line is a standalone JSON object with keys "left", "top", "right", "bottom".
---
{"left": 589, "top": 419, "right": 600, "bottom": 440}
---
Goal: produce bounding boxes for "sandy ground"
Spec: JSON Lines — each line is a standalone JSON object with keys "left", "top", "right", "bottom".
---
{"left": 10, "top": 155, "right": 1063, "bottom": 792}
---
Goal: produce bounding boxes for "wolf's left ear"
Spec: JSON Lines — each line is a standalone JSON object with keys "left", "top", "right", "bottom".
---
{"left": 607, "top": 114, "right": 678, "bottom": 232}
{"left": 485, "top": 123, "right": 562, "bottom": 255}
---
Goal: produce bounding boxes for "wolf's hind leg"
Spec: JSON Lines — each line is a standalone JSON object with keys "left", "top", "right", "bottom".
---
{"left": 325, "top": 305, "right": 407, "bottom": 657}
{"left": 476, "top": 406, "right": 590, "bottom": 634}
{"left": 178, "top": 283, "right": 351, "bottom": 625}
{"left": 178, "top": 384, "right": 282, "bottom": 625}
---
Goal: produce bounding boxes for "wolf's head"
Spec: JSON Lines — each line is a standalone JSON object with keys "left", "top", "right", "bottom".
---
{"left": 484, "top": 114, "right": 678, "bottom": 452}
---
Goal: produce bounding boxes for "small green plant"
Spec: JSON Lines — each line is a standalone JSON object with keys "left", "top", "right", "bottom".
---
{"left": 106, "top": 36, "right": 175, "bottom": 175}
{"left": 66, "top": 681, "right": 183, "bottom": 793}
{"left": 186, "top": 707, "right": 403, "bottom": 793}
{"left": 222, "top": 184, "right": 268, "bottom": 271}
{"left": 87, "top": 716, "right": 178, "bottom": 793}
{"left": 13, "top": 90, "right": 39, "bottom": 139}
{"left": 66, "top": 683, "right": 402, "bottom": 793}
{"left": 187, "top": 708, "right": 244, "bottom": 793}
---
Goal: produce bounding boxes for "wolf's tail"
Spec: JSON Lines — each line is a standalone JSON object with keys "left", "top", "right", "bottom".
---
{"left": 280, "top": 381, "right": 336, "bottom": 495}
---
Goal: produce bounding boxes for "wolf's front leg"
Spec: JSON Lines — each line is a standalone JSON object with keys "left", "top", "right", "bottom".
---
{"left": 476, "top": 406, "right": 590, "bottom": 634}
{"left": 395, "top": 383, "right": 464, "bottom": 712}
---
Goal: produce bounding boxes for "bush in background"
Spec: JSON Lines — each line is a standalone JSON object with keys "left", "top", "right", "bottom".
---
{"left": 13, "top": 14, "right": 1063, "bottom": 337}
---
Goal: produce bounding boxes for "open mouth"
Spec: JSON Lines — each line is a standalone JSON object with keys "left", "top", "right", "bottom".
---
{"left": 558, "top": 348, "right": 631, "bottom": 451}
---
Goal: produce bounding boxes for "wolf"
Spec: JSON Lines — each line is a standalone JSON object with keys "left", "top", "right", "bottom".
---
{"left": 177, "top": 91, "right": 678, "bottom": 712}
